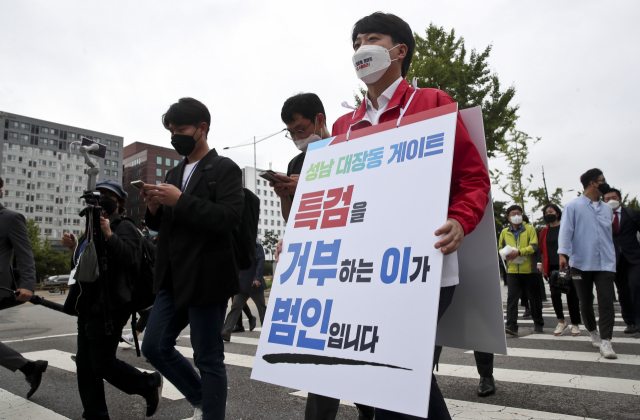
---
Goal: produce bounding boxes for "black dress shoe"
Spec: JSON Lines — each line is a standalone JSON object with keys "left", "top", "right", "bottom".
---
{"left": 623, "top": 324, "right": 636, "bottom": 334}
{"left": 477, "top": 375, "right": 496, "bottom": 397}
{"left": 522, "top": 308, "right": 531, "bottom": 319}
{"left": 249, "top": 316, "right": 257, "bottom": 331}
{"left": 25, "top": 360, "right": 48, "bottom": 399}
{"left": 145, "top": 372, "right": 163, "bottom": 417}
{"left": 232, "top": 324, "right": 245, "bottom": 333}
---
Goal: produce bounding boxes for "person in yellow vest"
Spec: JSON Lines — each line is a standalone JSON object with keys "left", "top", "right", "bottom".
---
{"left": 499, "top": 205, "right": 543, "bottom": 336}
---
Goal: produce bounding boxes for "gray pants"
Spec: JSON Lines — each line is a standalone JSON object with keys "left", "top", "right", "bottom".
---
{"left": 0, "top": 342, "right": 28, "bottom": 372}
{"left": 571, "top": 269, "right": 616, "bottom": 340}
{"left": 223, "top": 292, "right": 266, "bottom": 333}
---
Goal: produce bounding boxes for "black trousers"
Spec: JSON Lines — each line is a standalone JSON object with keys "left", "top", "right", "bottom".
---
{"left": 473, "top": 352, "right": 493, "bottom": 377}
{"left": 506, "top": 274, "right": 544, "bottom": 331}
{"left": 549, "top": 264, "right": 581, "bottom": 324}
{"left": 77, "top": 313, "right": 160, "bottom": 420}
{"left": 571, "top": 269, "right": 616, "bottom": 340}
{"left": 615, "top": 255, "right": 640, "bottom": 326}
{"left": 305, "top": 394, "right": 375, "bottom": 420}
{"left": 374, "top": 285, "right": 456, "bottom": 420}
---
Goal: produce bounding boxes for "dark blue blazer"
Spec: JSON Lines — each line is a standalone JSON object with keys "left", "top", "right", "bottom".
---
{"left": 239, "top": 243, "right": 266, "bottom": 295}
{"left": 613, "top": 207, "right": 640, "bottom": 266}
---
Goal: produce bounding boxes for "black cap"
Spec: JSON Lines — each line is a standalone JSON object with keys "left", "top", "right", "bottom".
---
{"left": 96, "top": 179, "right": 128, "bottom": 199}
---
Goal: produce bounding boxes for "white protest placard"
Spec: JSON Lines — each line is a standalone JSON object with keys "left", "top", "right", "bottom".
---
{"left": 251, "top": 104, "right": 459, "bottom": 417}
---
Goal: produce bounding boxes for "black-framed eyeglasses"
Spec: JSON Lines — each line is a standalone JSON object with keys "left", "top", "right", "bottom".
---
{"left": 285, "top": 121, "right": 313, "bottom": 140}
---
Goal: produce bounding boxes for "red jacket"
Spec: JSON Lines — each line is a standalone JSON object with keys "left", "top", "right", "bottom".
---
{"left": 332, "top": 79, "right": 491, "bottom": 236}
{"left": 539, "top": 226, "right": 551, "bottom": 277}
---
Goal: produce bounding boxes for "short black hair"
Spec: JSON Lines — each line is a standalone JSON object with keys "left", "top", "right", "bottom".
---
{"left": 281, "top": 93, "right": 326, "bottom": 124}
{"left": 506, "top": 204, "right": 523, "bottom": 216}
{"left": 352, "top": 12, "right": 415, "bottom": 78}
{"left": 607, "top": 188, "right": 622, "bottom": 200}
{"left": 162, "top": 98, "right": 211, "bottom": 134}
{"left": 580, "top": 168, "right": 603, "bottom": 189}
{"left": 542, "top": 203, "right": 562, "bottom": 221}
{"left": 0, "top": 176, "right": 3, "bottom": 189}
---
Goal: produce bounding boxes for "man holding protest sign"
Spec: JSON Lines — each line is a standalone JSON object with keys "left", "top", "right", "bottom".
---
{"left": 329, "top": 12, "right": 491, "bottom": 420}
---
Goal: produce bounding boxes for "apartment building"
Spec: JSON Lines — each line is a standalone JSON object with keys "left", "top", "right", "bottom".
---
{"left": 123, "top": 141, "right": 182, "bottom": 227}
{"left": 1, "top": 110, "right": 123, "bottom": 245}
{"left": 241, "top": 166, "right": 287, "bottom": 245}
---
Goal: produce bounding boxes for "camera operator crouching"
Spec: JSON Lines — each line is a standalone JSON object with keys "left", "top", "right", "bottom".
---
{"left": 62, "top": 180, "right": 163, "bottom": 420}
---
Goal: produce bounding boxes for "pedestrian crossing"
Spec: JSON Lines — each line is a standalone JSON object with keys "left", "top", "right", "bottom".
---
{"left": 2, "top": 312, "right": 638, "bottom": 420}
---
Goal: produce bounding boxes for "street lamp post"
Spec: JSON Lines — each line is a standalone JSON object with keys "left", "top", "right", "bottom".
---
{"left": 223, "top": 129, "right": 285, "bottom": 195}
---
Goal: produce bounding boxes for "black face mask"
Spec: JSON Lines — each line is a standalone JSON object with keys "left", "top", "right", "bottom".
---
{"left": 544, "top": 214, "right": 557, "bottom": 224}
{"left": 171, "top": 126, "right": 202, "bottom": 156}
{"left": 597, "top": 182, "right": 610, "bottom": 195}
{"left": 99, "top": 196, "right": 118, "bottom": 216}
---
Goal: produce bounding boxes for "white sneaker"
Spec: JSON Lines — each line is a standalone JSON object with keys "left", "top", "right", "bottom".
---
{"left": 570, "top": 324, "right": 581, "bottom": 336}
{"left": 192, "top": 406, "right": 203, "bottom": 420}
{"left": 589, "top": 330, "right": 602, "bottom": 348}
{"left": 600, "top": 340, "right": 617, "bottom": 359}
{"left": 121, "top": 333, "right": 135, "bottom": 347}
{"left": 554, "top": 322, "right": 569, "bottom": 336}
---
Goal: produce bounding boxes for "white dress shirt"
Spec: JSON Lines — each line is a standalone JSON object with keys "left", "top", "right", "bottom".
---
{"left": 364, "top": 77, "right": 403, "bottom": 125}
{"left": 364, "top": 77, "right": 459, "bottom": 288}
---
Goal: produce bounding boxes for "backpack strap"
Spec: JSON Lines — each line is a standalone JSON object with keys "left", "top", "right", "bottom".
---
{"left": 203, "top": 155, "right": 227, "bottom": 197}
{"left": 622, "top": 207, "right": 640, "bottom": 233}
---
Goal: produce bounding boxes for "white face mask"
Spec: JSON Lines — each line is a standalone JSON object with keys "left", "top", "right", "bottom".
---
{"left": 293, "top": 118, "right": 322, "bottom": 152}
{"left": 352, "top": 44, "right": 399, "bottom": 84}
{"left": 608, "top": 200, "right": 620, "bottom": 210}
{"left": 510, "top": 215, "right": 523, "bottom": 225}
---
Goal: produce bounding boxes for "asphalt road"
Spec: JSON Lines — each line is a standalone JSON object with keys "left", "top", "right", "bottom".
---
{"left": 0, "top": 287, "right": 638, "bottom": 420}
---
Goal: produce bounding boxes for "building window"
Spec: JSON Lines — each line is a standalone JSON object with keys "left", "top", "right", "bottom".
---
{"left": 278, "top": 230, "right": 281, "bottom": 235}
{"left": 271, "top": 210, "right": 274, "bottom": 216}
{"left": 104, "top": 170, "right": 110, "bottom": 176}
{"left": 270, "top": 191, "right": 274, "bottom": 197}
{"left": 165, "top": 158, "right": 171, "bottom": 166}
{"left": 156, "top": 156, "right": 162, "bottom": 165}
{"left": 174, "top": 159, "right": 179, "bottom": 167}
{"left": 258, "top": 228, "right": 262, "bottom": 234}
{"left": 270, "top": 200, "right": 274, "bottom": 206}
{"left": 256, "top": 189, "right": 260, "bottom": 195}
{"left": 114, "top": 141, "right": 119, "bottom": 148}
{"left": 263, "top": 180, "right": 266, "bottom": 186}
{"left": 258, "top": 219, "right": 261, "bottom": 225}
{"left": 20, "top": 123, "right": 30, "bottom": 130}
{"left": 156, "top": 168, "right": 162, "bottom": 177}
{"left": 41, "top": 127, "right": 49, "bottom": 134}
{"left": 155, "top": 180, "right": 162, "bottom": 185}
{"left": 277, "top": 211, "right": 280, "bottom": 217}
{"left": 277, "top": 202, "right": 280, "bottom": 207}
{"left": 264, "top": 209, "right": 267, "bottom": 215}
{"left": 271, "top": 220, "right": 274, "bottom": 225}
{"left": 113, "top": 171, "right": 118, "bottom": 177}
{"left": 277, "top": 220, "right": 281, "bottom": 226}
{"left": 106, "top": 139, "right": 111, "bottom": 146}
{"left": 263, "top": 200, "right": 267, "bottom": 205}
{"left": 113, "top": 151, "right": 119, "bottom": 158}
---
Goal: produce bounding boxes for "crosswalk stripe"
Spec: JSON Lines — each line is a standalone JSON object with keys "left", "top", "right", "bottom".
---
{"left": 506, "top": 322, "right": 628, "bottom": 332}
{"left": 0, "top": 388, "right": 71, "bottom": 420}
{"left": 464, "top": 347, "right": 640, "bottom": 365}
{"left": 437, "top": 363, "right": 640, "bottom": 396}
{"left": 289, "top": 390, "right": 600, "bottom": 419}
{"left": 521, "top": 334, "right": 640, "bottom": 344}
{"left": 21, "top": 350, "right": 184, "bottom": 400}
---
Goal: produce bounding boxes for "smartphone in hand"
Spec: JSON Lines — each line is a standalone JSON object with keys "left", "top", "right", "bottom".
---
{"left": 259, "top": 170, "right": 282, "bottom": 183}
{"left": 131, "top": 180, "right": 145, "bottom": 190}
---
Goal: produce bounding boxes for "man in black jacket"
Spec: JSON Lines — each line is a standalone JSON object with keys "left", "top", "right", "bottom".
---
{"left": 221, "top": 242, "right": 267, "bottom": 340}
{"left": 141, "top": 98, "right": 244, "bottom": 420}
{"left": 604, "top": 189, "right": 640, "bottom": 333}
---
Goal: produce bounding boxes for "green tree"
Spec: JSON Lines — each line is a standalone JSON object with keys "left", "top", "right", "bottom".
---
{"left": 492, "top": 200, "right": 508, "bottom": 241}
{"left": 490, "top": 129, "right": 539, "bottom": 216}
{"left": 354, "top": 24, "right": 519, "bottom": 156}
{"left": 262, "top": 230, "right": 279, "bottom": 263}
{"left": 25, "top": 218, "right": 70, "bottom": 282}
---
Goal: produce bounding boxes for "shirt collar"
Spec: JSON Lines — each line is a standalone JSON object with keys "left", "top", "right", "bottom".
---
{"left": 365, "top": 77, "right": 403, "bottom": 114}
{"left": 509, "top": 223, "right": 524, "bottom": 233}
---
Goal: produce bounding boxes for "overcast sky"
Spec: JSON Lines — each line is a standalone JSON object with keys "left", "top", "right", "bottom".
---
{"left": 1, "top": 1, "right": 638, "bottom": 219}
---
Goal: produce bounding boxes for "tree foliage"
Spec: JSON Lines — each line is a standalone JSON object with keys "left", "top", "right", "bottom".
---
{"left": 262, "top": 230, "right": 279, "bottom": 262}
{"left": 490, "top": 129, "right": 539, "bottom": 215}
{"left": 25, "top": 218, "right": 70, "bottom": 282}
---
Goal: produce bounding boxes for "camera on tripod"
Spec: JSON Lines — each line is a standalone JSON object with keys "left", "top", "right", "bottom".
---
{"left": 549, "top": 269, "right": 573, "bottom": 294}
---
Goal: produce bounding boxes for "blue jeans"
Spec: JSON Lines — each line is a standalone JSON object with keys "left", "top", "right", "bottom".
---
{"left": 375, "top": 285, "right": 456, "bottom": 420}
{"left": 142, "top": 290, "right": 227, "bottom": 420}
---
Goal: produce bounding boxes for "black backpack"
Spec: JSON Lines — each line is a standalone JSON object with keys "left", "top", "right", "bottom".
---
{"left": 120, "top": 218, "right": 157, "bottom": 356}
{"left": 204, "top": 156, "right": 260, "bottom": 270}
